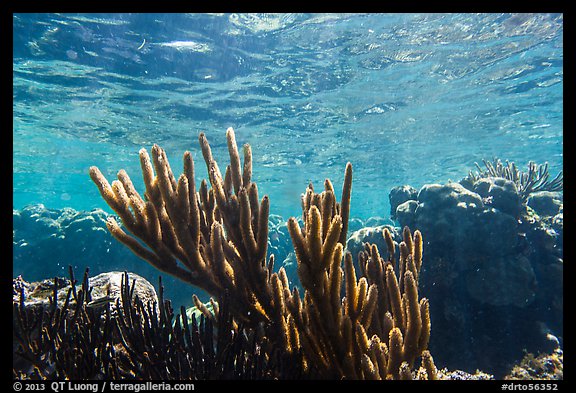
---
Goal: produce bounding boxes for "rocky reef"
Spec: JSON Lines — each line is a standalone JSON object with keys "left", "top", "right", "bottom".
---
{"left": 13, "top": 132, "right": 562, "bottom": 380}
{"left": 387, "top": 160, "right": 562, "bottom": 377}
{"left": 13, "top": 205, "right": 202, "bottom": 309}
{"left": 504, "top": 339, "right": 563, "bottom": 380}
{"left": 23, "top": 127, "right": 436, "bottom": 380}
{"left": 14, "top": 269, "right": 294, "bottom": 379}
{"left": 16, "top": 267, "right": 562, "bottom": 380}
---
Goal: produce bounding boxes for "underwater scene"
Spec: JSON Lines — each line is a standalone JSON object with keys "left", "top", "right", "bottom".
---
{"left": 13, "top": 13, "right": 563, "bottom": 380}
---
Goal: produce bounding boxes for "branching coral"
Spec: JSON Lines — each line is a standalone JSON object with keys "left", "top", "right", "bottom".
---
{"left": 356, "top": 226, "right": 431, "bottom": 377}
{"left": 284, "top": 177, "right": 432, "bottom": 379}
{"left": 464, "top": 158, "right": 563, "bottom": 202}
{"left": 88, "top": 128, "right": 435, "bottom": 379}
{"left": 14, "top": 268, "right": 120, "bottom": 379}
{"left": 89, "top": 129, "right": 275, "bottom": 328}
{"left": 13, "top": 268, "right": 290, "bottom": 379}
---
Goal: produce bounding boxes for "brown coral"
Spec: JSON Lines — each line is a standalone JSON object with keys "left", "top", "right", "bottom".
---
{"left": 89, "top": 128, "right": 434, "bottom": 379}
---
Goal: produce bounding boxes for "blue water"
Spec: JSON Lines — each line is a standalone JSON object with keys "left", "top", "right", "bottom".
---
{"left": 12, "top": 14, "right": 564, "bottom": 378}
{"left": 13, "top": 13, "right": 563, "bottom": 222}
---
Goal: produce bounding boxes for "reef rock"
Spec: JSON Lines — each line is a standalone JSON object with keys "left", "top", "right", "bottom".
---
{"left": 389, "top": 179, "right": 561, "bottom": 377}
{"left": 13, "top": 205, "right": 135, "bottom": 282}
{"left": 389, "top": 185, "right": 418, "bottom": 219}
{"left": 526, "top": 191, "right": 563, "bottom": 217}
{"left": 438, "top": 369, "right": 494, "bottom": 380}
{"left": 395, "top": 200, "right": 418, "bottom": 230}
{"left": 13, "top": 271, "right": 158, "bottom": 314}
{"left": 504, "top": 339, "right": 563, "bottom": 380}
{"left": 345, "top": 225, "right": 401, "bottom": 263}
{"left": 465, "top": 255, "right": 536, "bottom": 307}
{"left": 347, "top": 217, "right": 366, "bottom": 234}
{"left": 400, "top": 182, "right": 520, "bottom": 260}
{"left": 472, "top": 177, "right": 523, "bottom": 218}
{"left": 412, "top": 182, "right": 486, "bottom": 243}
{"left": 13, "top": 204, "right": 196, "bottom": 308}
{"left": 364, "top": 216, "right": 392, "bottom": 228}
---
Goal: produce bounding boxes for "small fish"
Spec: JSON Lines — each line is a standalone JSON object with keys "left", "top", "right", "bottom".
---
{"left": 87, "top": 295, "right": 116, "bottom": 309}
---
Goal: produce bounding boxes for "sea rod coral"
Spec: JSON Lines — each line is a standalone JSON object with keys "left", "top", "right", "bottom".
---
{"left": 14, "top": 268, "right": 288, "bottom": 379}
{"left": 462, "top": 158, "right": 563, "bottom": 202}
{"left": 89, "top": 128, "right": 435, "bottom": 379}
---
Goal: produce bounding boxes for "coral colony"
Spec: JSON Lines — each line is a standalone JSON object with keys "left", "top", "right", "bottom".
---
{"left": 14, "top": 128, "right": 562, "bottom": 380}
{"left": 14, "top": 128, "right": 434, "bottom": 379}
{"left": 462, "top": 158, "right": 563, "bottom": 203}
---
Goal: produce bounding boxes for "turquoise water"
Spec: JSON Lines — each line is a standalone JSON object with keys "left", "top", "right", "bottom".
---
{"left": 12, "top": 13, "right": 564, "bottom": 377}
{"left": 13, "top": 13, "right": 563, "bottom": 221}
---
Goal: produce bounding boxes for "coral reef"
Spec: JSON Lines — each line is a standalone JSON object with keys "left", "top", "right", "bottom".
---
{"left": 389, "top": 162, "right": 562, "bottom": 377}
{"left": 14, "top": 138, "right": 563, "bottom": 380}
{"left": 87, "top": 128, "right": 436, "bottom": 379}
{"left": 17, "top": 267, "right": 498, "bottom": 380}
{"left": 11, "top": 204, "right": 402, "bottom": 313}
{"left": 13, "top": 269, "right": 291, "bottom": 379}
{"left": 13, "top": 204, "right": 197, "bottom": 309}
{"left": 504, "top": 338, "right": 563, "bottom": 380}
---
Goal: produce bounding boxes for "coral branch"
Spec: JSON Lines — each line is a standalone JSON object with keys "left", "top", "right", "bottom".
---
{"left": 89, "top": 128, "right": 435, "bottom": 380}
{"left": 465, "top": 158, "right": 563, "bottom": 201}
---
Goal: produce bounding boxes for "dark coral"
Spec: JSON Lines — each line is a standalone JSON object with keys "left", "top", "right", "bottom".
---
{"left": 390, "top": 165, "right": 562, "bottom": 377}
{"left": 13, "top": 268, "right": 294, "bottom": 380}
